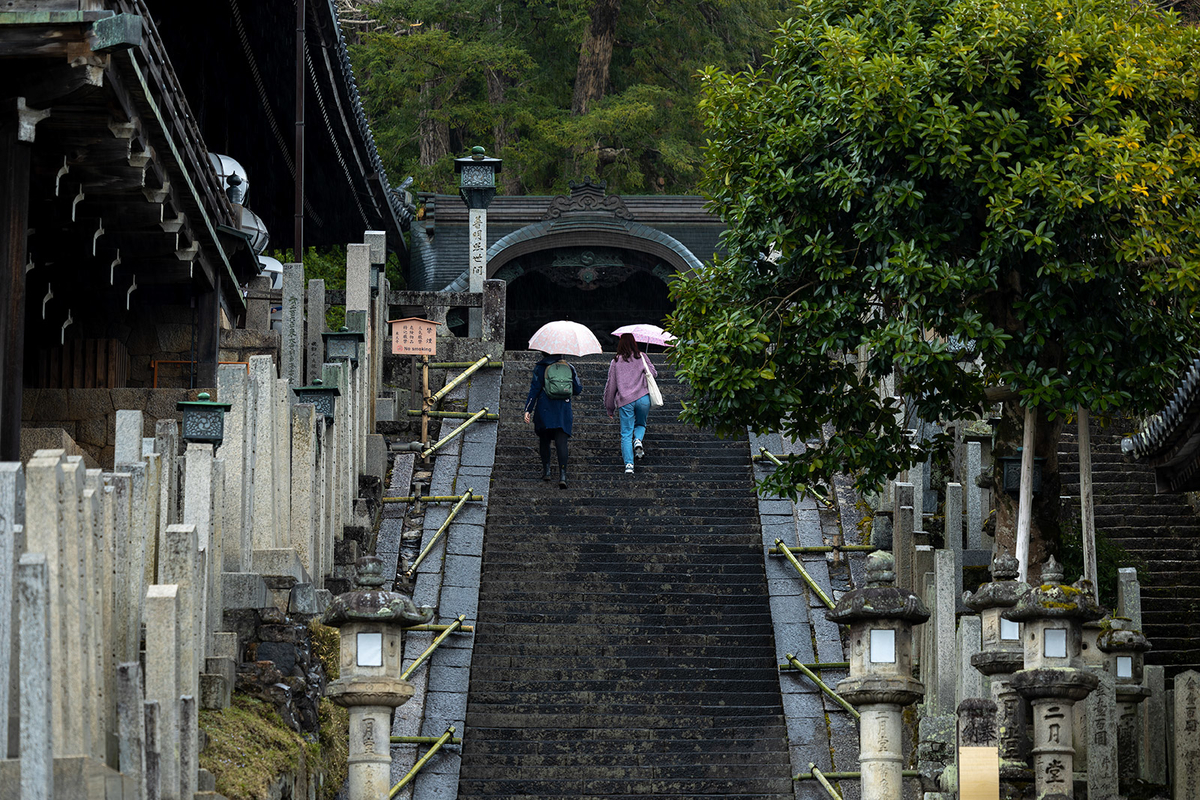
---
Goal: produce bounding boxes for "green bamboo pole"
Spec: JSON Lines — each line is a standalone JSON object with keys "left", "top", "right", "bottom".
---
{"left": 401, "top": 615, "right": 466, "bottom": 681}
{"left": 407, "top": 492, "right": 474, "bottom": 575}
{"left": 755, "top": 448, "right": 832, "bottom": 506}
{"left": 381, "top": 493, "right": 482, "bottom": 504}
{"left": 794, "top": 770, "right": 920, "bottom": 781}
{"left": 808, "top": 764, "right": 845, "bottom": 800}
{"left": 421, "top": 407, "right": 490, "bottom": 458}
{"left": 406, "top": 410, "right": 499, "bottom": 419}
{"left": 768, "top": 545, "right": 875, "bottom": 555}
{"left": 406, "top": 623, "right": 474, "bottom": 633}
{"left": 784, "top": 654, "right": 860, "bottom": 720}
{"left": 427, "top": 356, "right": 490, "bottom": 406}
{"left": 389, "top": 726, "right": 457, "bottom": 797}
{"left": 778, "top": 661, "right": 849, "bottom": 671}
{"left": 390, "top": 735, "right": 464, "bottom": 745}
{"left": 426, "top": 361, "right": 502, "bottom": 369}
{"left": 775, "top": 539, "right": 836, "bottom": 610}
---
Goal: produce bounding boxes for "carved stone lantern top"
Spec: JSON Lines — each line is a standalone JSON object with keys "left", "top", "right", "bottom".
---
{"left": 1004, "top": 556, "right": 1106, "bottom": 624}
{"left": 322, "top": 556, "right": 434, "bottom": 629}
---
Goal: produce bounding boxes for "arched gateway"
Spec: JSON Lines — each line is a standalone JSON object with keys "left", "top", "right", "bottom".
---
{"left": 406, "top": 180, "right": 725, "bottom": 349}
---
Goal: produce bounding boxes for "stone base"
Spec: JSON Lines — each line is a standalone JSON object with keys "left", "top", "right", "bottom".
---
{"left": 200, "top": 669, "right": 232, "bottom": 711}
{"left": 53, "top": 756, "right": 136, "bottom": 800}
{"left": 222, "top": 572, "right": 270, "bottom": 610}
{"left": 252, "top": 549, "right": 311, "bottom": 610}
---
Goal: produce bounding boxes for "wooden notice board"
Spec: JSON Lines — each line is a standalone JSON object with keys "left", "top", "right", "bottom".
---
{"left": 959, "top": 746, "right": 1000, "bottom": 799}
{"left": 390, "top": 317, "right": 438, "bottom": 355}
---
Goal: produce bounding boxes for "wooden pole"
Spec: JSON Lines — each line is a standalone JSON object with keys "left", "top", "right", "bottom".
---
{"left": 1078, "top": 406, "right": 1098, "bottom": 600}
{"left": 0, "top": 111, "right": 31, "bottom": 461}
{"left": 421, "top": 355, "right": 430, "bottom": 450}
{"left": 1016, "top": 404, "right": 1036, "bottom": 583}
{"left": 294, "top": 0, "right": 305, "bottom": 258}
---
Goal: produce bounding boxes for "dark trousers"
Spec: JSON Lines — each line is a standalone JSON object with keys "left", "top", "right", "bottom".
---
{"left": 538, "top": 428, "right": 569, "bottom": 467}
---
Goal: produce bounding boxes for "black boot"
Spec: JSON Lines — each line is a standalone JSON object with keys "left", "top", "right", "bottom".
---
{"left": 541, "top": 462, "right": 552, "bottom": 481}
{"left": 558, "top": 466, "right": 568, "bottom": 489}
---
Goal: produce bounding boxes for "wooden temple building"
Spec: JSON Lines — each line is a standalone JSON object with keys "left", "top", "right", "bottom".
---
{"left": 0, "top": 0, "right": 409, "bottom": 461}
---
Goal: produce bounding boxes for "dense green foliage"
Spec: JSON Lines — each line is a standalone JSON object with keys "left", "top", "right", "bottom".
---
{"left": 344, "top": 0, "right": 788, "bottom": 194}
{"left": 670, "top": 0, "right": 1200, "bottom": 499}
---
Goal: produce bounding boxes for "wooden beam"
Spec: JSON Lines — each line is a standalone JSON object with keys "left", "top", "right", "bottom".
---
{"left": 0, "top": 111, "right": 31, "bottom": 461}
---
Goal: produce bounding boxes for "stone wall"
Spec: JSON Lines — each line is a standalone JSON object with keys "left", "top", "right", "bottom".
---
{"left": 21, "top": 387, "right": 208, "bottom": 469}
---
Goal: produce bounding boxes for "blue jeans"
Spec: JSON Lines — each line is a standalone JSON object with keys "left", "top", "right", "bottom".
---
{"left": 618, "top": 394, "right": 650, "bottom": 464}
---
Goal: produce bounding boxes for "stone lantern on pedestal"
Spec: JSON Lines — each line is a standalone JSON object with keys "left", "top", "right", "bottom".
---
{"left": 964, "top": 552, "right": 1032, "bottom": 791}
{"left": 322, "top": 556, "right": 434, "bottom": 799}
{"left": 1096, "top": 616, "right": 1151, "bottom": 790}
{"left": 1005, "top": 556, "right": 1105, "bottom": 800}
{"left": 827, "top": 550, "right": 929, "bottom": 800}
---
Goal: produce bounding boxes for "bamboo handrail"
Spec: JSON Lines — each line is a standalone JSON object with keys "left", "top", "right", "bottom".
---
{"left": 421, "top": 407, "right": 490, "bottom": 459}
{"left": 390, "top": 734, "right": 464, "bottom": 745}
{"left": 784, "top": 654, "right": 860, "bottom": 720}
{"left": 774, "top": 539, "right": 836, "bottom": 610}
{"left": 381, "top": 493, "right": 482, "bottom": 504}
{"left": 388, "top": 725, "right": 457, "bottom": 797}
{"left": 808, "top": 764, "right": 844, "bottom": 800}
{"left": 401, "top": 615, "right": 467, "bottom": 681}
{"left": 768, "top": 545, "right": 874, "bottom": 555}
{"left": 406, "top": 410, "right": 500, "bottom": 420}
{"left": 426, "top": 361, "right": 502, "bottom": 368}
{"left": 405, "top": 623, "right": 475, "bottom": 633}
{"left": 427, "top": 355, "right": 490, "bottom": 406}
{"left": 795, "top": 769, "right": 920, "bottom": 781}
{"left": 407, "top": 492, "right": 474, "bottom": 575}
{"left": 778, "top": 661, "right": 849, "bottom": 671}
{"left": 754, "top": 448, "right": 832, "bottom": 507}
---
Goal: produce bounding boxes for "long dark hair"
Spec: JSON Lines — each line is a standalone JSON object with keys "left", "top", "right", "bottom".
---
{"left": 615, "top": 333, "right": 641, "bottom": 361}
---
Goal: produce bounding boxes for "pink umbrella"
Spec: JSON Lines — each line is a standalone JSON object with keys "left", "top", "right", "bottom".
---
{"left": 528, "top": 320, "right": 603, "bottom": 356}
{"left": 611, "top": 324, "right": 676, "bottom": 347}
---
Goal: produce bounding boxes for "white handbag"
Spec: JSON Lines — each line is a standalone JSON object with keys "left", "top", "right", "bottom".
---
{"left": 642, "top": 354, "right": 664, "bottom": 407}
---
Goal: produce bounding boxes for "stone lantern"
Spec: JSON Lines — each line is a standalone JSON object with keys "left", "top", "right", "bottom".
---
{"left": 827, "top": 550, "right": 929, "bottom": 799}
{"left": 322, "top": 556, "right": 434, "bottom": 799}
{"left": 454, "top": 145, "right": 502, "bottom": 337}
{"left": 1005, "top": 556, "right": 1105, "bottom": 800}
{"left": 964, "top": 552, "right": 1032, "bottom": 789}
{"left": 1096, "top": 616, "right": 1151, "bottom": 790}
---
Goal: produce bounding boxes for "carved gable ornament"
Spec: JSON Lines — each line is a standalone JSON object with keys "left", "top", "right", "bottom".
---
{"left": 541, "top": 178, "right": 633, "bottom": 221}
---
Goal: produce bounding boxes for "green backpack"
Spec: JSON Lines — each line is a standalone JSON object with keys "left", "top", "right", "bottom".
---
{"left": 543, "top": 361, "right": 574, "bottom": 400}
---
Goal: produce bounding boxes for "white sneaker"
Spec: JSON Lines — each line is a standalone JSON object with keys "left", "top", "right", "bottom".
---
{"left": 625, "top": 463, "right": 634, "bottom": 474}
{"left": 633, "top": 439, "right": 645, "bottom": 459}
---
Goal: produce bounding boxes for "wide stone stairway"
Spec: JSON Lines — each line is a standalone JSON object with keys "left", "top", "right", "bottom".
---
{"left": 1058, "top": 420, "right": 1200, "bottom": 676}
{"left": 455, "top": 352, "right": 796, "bottom": 799}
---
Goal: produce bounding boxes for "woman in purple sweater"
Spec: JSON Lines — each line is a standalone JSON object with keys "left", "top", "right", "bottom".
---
{"left": 603, "top": 333, "right": 658, "bottom": 474}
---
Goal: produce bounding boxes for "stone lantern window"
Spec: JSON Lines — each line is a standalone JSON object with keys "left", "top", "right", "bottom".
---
{"left": 357, "top": 632, "right": 383, "bottom": 667}
{"left": 1000, "top": 617, "right": 1020, "bottom": 641}
{"left": 1044, "top": 628, "right": 1068, "bottom": 659}
{"left": 870, "top": 629, "right": 896, "bottom": 663}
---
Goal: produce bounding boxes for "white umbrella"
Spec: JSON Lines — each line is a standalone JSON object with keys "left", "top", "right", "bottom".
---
{"left": 528, "top": 320, "right": 603, "bottom": 356}
{"left": 611, "top": 324, "right": 676, "bottom": 347}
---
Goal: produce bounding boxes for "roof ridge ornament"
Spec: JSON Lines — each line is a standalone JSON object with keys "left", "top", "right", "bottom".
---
{"left": 542, "top": 177, "right": 632, "bottom": 221}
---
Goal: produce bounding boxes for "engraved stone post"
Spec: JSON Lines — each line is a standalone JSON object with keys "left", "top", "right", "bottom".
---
{"left": 0, "top": 462, "right": 22, "bottom": 759}
{"left": 957, "top": 698, "right": 1000, "bottom": 799}
{"left": 1085, "top": 669, "right": 1119, "bottom": 800}
{"left": 966, "top": 442, "right": 983, "bottom": 550}
{"left": 290, "top": 403, "right": 319, "bottom": 576}
{"left": 216, "top": 364, "right": 250, "bottom": 572}
{"left": 934, "top": 549, "right": 957, "bottom": 716}
{"left": 346, "top": 243, "right": 371, "bottom": 313}
{"left": 114, "top": 409, "right": 145, "bottom": 467}
{"left": 145, "top": 585, "right": 180, "bottom": 800}
{"left": 957, "top": 614, "right": 985, "bottom": 709}
{"left": 117, "top": 663, "right": 147, "bottom": 800}
{"left": 282, "top": 262, "right": 305, "bottom": 387}
{"left": 1116, "top": 568, "right": 1142, "bottom": 632}
{"left": 18, "top": 553, "right": 53, "bottom": 800}
{"left": 1140, "top": 665, "right": 1167, "bottom": 784}
{"left": 306, "top": 279, "right": 326, "bottom": 391}
{"left": 946, "top": 482, "right": 964, "bottom": 601}
{"left": 249, "top": 355, "right": 277, "bottom": 549}
{"left": 1175, "top": 669, "right": 1200, "bottom": 800}
{"left": 273, "top": 377, "right": 291, "bottom": 550}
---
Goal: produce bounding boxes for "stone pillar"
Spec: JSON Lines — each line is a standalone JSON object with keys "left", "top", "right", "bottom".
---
{"left": 291, "top": 403, "right": 319, "bottom": 577}
{"left": 274, "top": 377, "right": 291, "bottom": 550}
{"left": 468, "top": 207, "right": 486, "bottom": 337}
{"left": 144, "top": 585, "right": 180, "bottom": 800}
{"left": 159, "top": 525, "right": 200, "bottom": 703}
{"left": 183, "top": 444, "right": 213, "bottom": 552}
{"left": 482, "top": 278, "right": 506, "bottom": 345}
{"left": 0, "top": 462, "right": 21, "bottom": 759}
{"left": 827, "top": 551, "right": 928, "bottom": 800}
{"left": 346, "top": 243, "right": 371, "bottom": 313}
{"left": 178, "top": 695, "right": 197, "bottom": 800}
{"left": 966, "top": 442, "right": 983, "bottom": 550}
{"left": 1085, "top": 669, "right": 1119, "bottom": 800}
{"left": 895, "top": 503, "right": 915, "bottom": 592}
{"left": 154, "top": 419, "right": 180, "bottom": 528}
{"left": 306, "top": 279, "right": 326, "bottom": 391}
{"left": 106, "top": 470, "right": 135, "bottom": 664}
{"left": 1116, "top": 568, "right": 1142, "bottom": 632}
{"left": 933, "top": 549, "right": 957, "bottom": 716}
{"left": 114, "top": 410, "right": 145, "bottom": 466}
{"left": 143, "top": 700, "right": 161, "bottom": 800}
{"left": 1140, "top": 665, "right": 1167, "bottom": 785}
{"left": 1176, "top": 669, "right": 1200, "bottom": 800}
{"left": 217, "top": 364, "right": 250, "bottom": 573}
{"left": 24, "top": 453, "right": 69, "bottom": 750}
{"left": 79, "top": 481, "right": 106, "bottom": 760}
{"left": 17, "top": 552, "right": 53, "bottom": 800}
{"left": 59, "top": 456, "right": 94, "bottom": 756}
{"left": 946, "top": 482, "right": 964, "bottom": 601}
{"left": 281, "top": 262, "right": 305, "bottom": 387}
{"left": 117, "top": 663, "right": 148, "bottom": 800}
{"left": 249, "top": 355, "right": 277, "bottom": 550}
{"left": 244, "top": 275, "right": 271, "bottom": 331}
{"left": 957, "top": 614, "right": 985, "bottom": 708}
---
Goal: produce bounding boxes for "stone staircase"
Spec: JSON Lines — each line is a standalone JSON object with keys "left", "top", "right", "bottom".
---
{"left": 456, "top": 352, "right": 795, "bottom": 799}
{"left": 1058, "top": 420, "right": 1200, "bottom": 677}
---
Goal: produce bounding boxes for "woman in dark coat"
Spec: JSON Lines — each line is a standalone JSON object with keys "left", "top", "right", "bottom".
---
{"left": 523, "top": 353, "right": 582, "bottom": 489}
